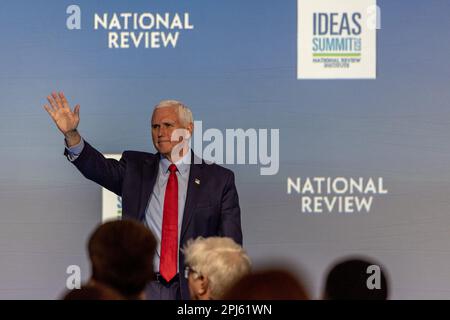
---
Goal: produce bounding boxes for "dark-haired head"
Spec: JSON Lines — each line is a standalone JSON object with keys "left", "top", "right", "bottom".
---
{"left": 324, "top": 256, "right": 389, "bottom": 300}
{"left": 88, "top": 219, "right": 156, "bottom": 299}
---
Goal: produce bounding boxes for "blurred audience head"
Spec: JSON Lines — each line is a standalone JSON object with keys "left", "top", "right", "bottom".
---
{"left": 324, "top": 256, "right": 389, "bottom": 300}
{"left": 88, "top": 219, "right": 156, "bottom": 300}
{"left": 62, "top": 283, "right": 124, "bottom": 300}
{"left": 183, "top": 236, "right": 251, "bottom": 300}
{"left": 223, "top": 268, "right": 310, "bottom": 300}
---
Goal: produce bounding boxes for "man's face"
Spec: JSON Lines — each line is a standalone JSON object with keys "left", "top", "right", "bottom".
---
{"left": 187, "top": 269, "right": 209, "bottom": 300}
{"left": 151, "top": 106, "right": 191, "bottom": 158}
{"left": 188, "top": 271, "right": 201, "bottom": 300}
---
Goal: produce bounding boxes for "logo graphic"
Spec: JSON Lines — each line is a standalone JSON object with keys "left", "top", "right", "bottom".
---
{"left": 297, "top": 0, "right": 378, "bottom": 79}
{"left": 287, "top": 177, "right": 388, "bottom": 214}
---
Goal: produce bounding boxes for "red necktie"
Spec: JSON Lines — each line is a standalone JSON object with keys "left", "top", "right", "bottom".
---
{"left": 159, "top": 164, "right": 178, "bottom": 282}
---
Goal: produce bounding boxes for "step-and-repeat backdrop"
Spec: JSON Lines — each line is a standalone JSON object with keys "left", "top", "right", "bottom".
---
{"left": 1, "top": 0, "right": 449, "bottom": 299}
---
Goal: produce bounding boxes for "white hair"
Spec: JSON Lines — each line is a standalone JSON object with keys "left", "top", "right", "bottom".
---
{"left": 153, "top": 100, "right": 193, "bottom": 127}
{"left": 183, "top": 237, "right": 252, "bottom": 299}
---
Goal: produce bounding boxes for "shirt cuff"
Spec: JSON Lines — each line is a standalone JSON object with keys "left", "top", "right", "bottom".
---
{"left": 65, "top": 137, "right": 85, "bottom": 162}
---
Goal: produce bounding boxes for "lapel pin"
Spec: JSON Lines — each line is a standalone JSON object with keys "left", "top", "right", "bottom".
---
{"left": 195, "top": 178, "right": 201, "bottom": 185}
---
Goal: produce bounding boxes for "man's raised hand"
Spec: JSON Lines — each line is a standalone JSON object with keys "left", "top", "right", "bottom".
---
{"left": 44, "top": 92, "right": 81, "bottom": 146}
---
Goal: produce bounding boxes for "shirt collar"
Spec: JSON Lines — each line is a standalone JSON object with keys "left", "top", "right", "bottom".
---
{"left": 159, "top": 151, "right": 191, "bottom": 176}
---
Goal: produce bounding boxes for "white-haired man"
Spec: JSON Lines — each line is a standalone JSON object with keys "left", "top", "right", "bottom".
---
{"left": 183, "top": 237, "right": 251, "bottom": 300}
{"left": 44, "top": 92, "right": 243, "bottom": 300}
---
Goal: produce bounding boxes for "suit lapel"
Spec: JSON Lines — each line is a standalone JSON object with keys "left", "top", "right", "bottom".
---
{"left": 180, "top": 152, "right": 204, "bottom": 241}
{"left": 138, "top": 155, "right": 160, "bottom": 221}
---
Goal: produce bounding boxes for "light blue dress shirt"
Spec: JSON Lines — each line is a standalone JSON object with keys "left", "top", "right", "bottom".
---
{"left": 65, "top": 138, "right": 191, "bottom": 273}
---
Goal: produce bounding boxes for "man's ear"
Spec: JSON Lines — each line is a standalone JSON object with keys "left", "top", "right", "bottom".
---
{"left": 187, "top": 122, "right": 194, "bottom": 136}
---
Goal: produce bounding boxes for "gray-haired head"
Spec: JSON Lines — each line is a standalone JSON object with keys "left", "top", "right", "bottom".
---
{"left": 153, "top": 100, "right": 193, "bottom": 127}
{"left": 183, "top": 237, "right": 252, "bottom": 299}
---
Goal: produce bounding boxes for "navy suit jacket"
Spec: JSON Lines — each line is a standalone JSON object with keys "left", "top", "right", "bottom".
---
{"left": 66, "top": 141, "right": 243, "bottom": 299}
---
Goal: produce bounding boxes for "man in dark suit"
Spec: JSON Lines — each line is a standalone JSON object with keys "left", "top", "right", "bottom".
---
{"left": 44, "top": 92, "right": 243, "bottom": 300}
